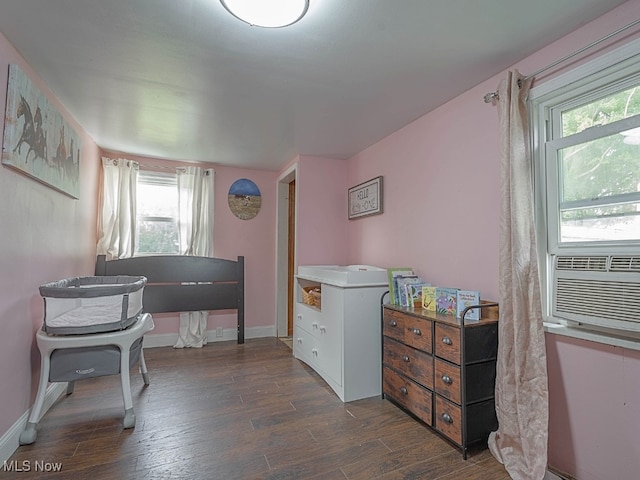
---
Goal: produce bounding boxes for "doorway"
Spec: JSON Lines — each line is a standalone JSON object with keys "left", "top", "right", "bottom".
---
{"left": 276, "top": 165, "right": 297, "bottom": 338}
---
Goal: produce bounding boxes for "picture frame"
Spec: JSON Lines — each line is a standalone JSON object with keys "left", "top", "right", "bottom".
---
{"left": 1, "top": 64, "right": 81, "bottom": 199}
{"left": 348, "top": 176, "right": 383, "bottom": 220}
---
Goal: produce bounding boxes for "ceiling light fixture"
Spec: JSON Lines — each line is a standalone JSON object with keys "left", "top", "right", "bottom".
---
{"left": 220, "top": 0, "right": 309, "bottom": 28}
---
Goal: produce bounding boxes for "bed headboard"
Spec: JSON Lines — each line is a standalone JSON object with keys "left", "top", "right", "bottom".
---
{"left": 95, "top": 255, "right": 245, "bottom": 344}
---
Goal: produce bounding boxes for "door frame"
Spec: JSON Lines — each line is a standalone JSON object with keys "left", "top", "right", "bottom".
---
{"left": 275, "top": 164, "right": 297, "bottom": 337}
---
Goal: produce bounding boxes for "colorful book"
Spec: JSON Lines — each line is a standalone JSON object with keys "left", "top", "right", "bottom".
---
{"left": 435, "top": 287, "right": 458, "bottom": 316}
{"left": 456, "top": 290, "right": 481, "bottom": 321}
{"left": 421, "top": 286, "right": 437, "bottom": 312}
{"left": 386, "top": 268, "right": 413, "bottom": 305}
{"left": 396, "top": 275, "right": 421, "bottom": 307}
{"left": 406, "top": 282, "right": 431, "bottom": 308}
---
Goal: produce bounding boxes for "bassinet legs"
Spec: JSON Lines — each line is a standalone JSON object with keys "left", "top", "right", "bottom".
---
{"left": 19, "top": 313, "right": 154, "bottom": 445}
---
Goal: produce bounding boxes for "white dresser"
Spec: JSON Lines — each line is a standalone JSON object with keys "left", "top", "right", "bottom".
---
{"left": 293, "top": 265, "right": 388, "bottom": 402}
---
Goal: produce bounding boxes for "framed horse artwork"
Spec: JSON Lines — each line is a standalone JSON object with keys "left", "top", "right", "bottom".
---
{"left": 1, "top": 64, "right": 81, "bottom": 199}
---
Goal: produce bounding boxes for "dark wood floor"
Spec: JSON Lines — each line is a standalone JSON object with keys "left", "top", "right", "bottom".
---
{"left": 4, "top": 338, "right": 510, "bottom": 479}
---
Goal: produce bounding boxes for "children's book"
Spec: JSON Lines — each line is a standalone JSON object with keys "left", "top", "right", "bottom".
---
{"left": 421, "top": 285, "right": 437, "bottom": 312}
{"left": 396, "top": 276, "right": 421, "bottom": 307}
{"left": 406, "top": 282, "right": 431, "bottom": 308}
{"left": 386, "top": 268, "right": 413, "bottom": 305}
{"left": 456, "top": 290, "right": 481, "bottom": 321}
{"left": 435, "top": 287, "right": 458, "bottom": 316}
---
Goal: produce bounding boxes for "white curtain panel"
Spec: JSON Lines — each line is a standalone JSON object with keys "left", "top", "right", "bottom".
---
{"left": 96, "top": 157, "right": 138, "bottom": 260}
{"left": 174, "top": 167, "right": 215, "bottom": 348}
{"left": 487, "top": 70, "right": 549, "bottom": 480}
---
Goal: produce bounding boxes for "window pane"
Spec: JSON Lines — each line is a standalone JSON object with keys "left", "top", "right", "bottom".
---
{"left": 136, "top": 220, "right": 179, "bottom": 254}
{"left": 559, "top": 130, "right": 640, "bottom": 204}
{"left": 560, "top": 203, "right": 640, "bottom": 242}
{"left": 136, "top": 172, "right": 179, "bottom": 255}
{"left": 137, "top": 183, "right": 178, "bottom": 218}
{"left": 562, "top": 84, "right": 640, "bottom": 136}
{"left": 558, "top": 127, "right": 640, "bottom": 243}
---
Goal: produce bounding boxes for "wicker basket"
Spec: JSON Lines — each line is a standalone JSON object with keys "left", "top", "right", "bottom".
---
{"left": 310, "top": 289, "right": 321, "bottom": 309}
{"left": 302, "top": 286, "right": 321, "bottom": 307}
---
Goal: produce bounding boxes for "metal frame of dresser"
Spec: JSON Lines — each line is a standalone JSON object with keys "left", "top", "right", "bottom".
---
{"left": 380, "top": 296, "right": 499, "bottom": 459}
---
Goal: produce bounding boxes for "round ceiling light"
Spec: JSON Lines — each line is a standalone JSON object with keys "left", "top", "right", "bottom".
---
{"left": 220, "top": 0, "right": 309, "bottom": 28}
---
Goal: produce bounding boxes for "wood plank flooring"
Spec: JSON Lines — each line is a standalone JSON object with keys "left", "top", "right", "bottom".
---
{"left": 3, "top": 338, "right": 510, "bottom": 479}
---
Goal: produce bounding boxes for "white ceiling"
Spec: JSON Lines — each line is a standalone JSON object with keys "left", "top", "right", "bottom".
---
{"left": 0, "top": 0, "right": 629, "bottom": 170}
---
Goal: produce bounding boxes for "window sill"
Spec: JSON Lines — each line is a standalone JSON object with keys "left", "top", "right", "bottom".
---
{"left": 544, "top": 321, "right": 640, "bottom": 351}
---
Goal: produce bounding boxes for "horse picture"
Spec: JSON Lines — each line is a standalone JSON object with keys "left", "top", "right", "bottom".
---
{"left": 2, "top": 64, "right": 81, "bottom": 198}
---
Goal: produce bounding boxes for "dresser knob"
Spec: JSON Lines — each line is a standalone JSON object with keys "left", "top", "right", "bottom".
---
{"left": 400, "top": 386, "right": 408, "bottom": 395}
{"left": 442, "top": 337, "right": 453, "bottom": 346}
{"left": 402, "top": 355, "right": 410, "bottom": 362}
{"left": 441, "top": 375, "right": 452, "bottom": 385}
{"left": 412, "top": 328, "right": 421, "bottom": 336}
{"left": 441, "top": 413, "right": 453, "bottom": 424}
{"left": 390, "top": 320, "right": 398, "bottom": 327}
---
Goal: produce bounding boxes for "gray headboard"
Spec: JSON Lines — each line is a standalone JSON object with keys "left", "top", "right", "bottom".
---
{"left": 95, "top": 255, "right": 245, "bottom": 344}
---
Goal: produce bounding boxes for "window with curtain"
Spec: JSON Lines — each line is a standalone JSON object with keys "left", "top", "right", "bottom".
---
{"left": 136, "top": 171, "right": 179, "bottom": 255}
{"left": 531, "top": 43, "right": 640, "bottom": 341}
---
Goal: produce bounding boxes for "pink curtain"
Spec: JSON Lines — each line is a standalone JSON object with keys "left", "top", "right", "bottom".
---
{"left": 487, "top": 70, "right": 549, "bottom": 480}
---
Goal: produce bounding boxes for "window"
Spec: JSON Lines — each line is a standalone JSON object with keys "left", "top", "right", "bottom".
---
{"left": 136, "top": 171, "right": 179, "bottom": 255}
{"left": 532, "top": 41, "right": 640, "bottom": 342}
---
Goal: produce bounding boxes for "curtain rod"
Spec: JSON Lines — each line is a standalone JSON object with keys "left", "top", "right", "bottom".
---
{"left": 483, "top": 18, "right": 640, "bottom": 103}
{"left": 104, "top": 155, "right": 211, "bottom": 172}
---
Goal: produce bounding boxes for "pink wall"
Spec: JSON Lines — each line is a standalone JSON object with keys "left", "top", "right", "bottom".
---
{"left": 0, "top": 33, "right": 100, "bottom": 436}
{"left": 343, "top": 2, "right": 640, "bottom": 478}
{"left": 295, "top": 155, "right": 348, "bottom": 266}
{"left": 101, "top": 152, "right": 278, "bottom": 335}
{"left": 347, "top": 93, "right": 501, "bottom": 299}
{"left": 546, "top": 334, "right": 640, "bottom": 480}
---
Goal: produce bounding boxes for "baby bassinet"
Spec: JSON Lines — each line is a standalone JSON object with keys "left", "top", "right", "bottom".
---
{"left": 39, "top": 275, "right": 146, "bottom": 335}
{"left": 20, "top": 275, "right": 153, "bottom": 445}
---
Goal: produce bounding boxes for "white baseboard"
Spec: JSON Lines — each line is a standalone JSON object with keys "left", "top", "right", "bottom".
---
{"left": 0, "top": 383, "right": 67, "bottom": 464}
{"left": 143, "top": 325, "right": 276, "bottom": 348}
{"left": 545, "top": 471, "right": 563, "bottom": 480}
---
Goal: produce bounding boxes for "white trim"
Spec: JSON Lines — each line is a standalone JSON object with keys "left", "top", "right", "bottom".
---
{"left": 544, "top": 470, "right": 565, "bottom": 480}
{"left": 544, "top": 321, "right": 640, "bottom": 351}
{"left": 0, "top": 383, "right": 67, "bottom": 464}
{"left": 529, "top": 37, "right": 640, "bottom": 100}
{"left": 142, "top": 325, "right": 277, "bottom": 348}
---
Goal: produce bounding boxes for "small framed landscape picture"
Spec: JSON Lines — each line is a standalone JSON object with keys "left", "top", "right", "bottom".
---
{"left": 348, "top": 176, "right": 383, "bottom": 220}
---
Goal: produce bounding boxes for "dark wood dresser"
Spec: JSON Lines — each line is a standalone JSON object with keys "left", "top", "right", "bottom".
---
{"left": 382, "top": 302, "right": 499, "bottom": 458}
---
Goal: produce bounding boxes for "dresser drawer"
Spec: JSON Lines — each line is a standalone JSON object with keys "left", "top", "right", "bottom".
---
{"left": 434, "top": 395, "right": 462, "bottom": 445}
{"left": 383, "top": 338, "right": 433, "bottom": 389}
{"left": 383, "top": 309, "right": 432, "bottom": 353}
{"left": 383, "top": 367, "right": 432, "bottom": 426}
{"left": 434, "top": 323, "right": 460, "bottom": 364}
{"left": 434, "top": 358, "right": 461, "bottom": 405}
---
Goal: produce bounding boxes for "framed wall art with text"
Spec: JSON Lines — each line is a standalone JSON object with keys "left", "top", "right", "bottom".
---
{"left": 348, "top": 176, "right": 383, "bottom": 220}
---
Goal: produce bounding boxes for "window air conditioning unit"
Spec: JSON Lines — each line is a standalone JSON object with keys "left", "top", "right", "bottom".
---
{"left": 552, "top": 255, "right": 640, "bottom": 332}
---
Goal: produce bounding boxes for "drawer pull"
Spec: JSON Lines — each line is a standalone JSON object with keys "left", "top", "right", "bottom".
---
{"left": 319, "top": 325, "right": 326, "bottom": 332}
{"left": 441, "top": 336, "right": 453, "bottom": 346}
{"left": 441, "top": 375, "right": 452, "bottom": 385}
{"left": 390, "top": 320, "right": 398, "bottom": 327}
{"left": 400, "top": 386, "right": 408, "bottom": 395}
{"left": 412, "top": 328, "right": 422, "bottom": 336}
{"left": 402, "top": 355, "right": 410, "bottom": 362}
{"left": 441, "top": 412, "right": 453, "bottom": 424}
{"left": 312, "top": 322, "right": 319, "bottom": 329}
{"left": 312, "top": 348, "right": 318, "bottom": 356}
